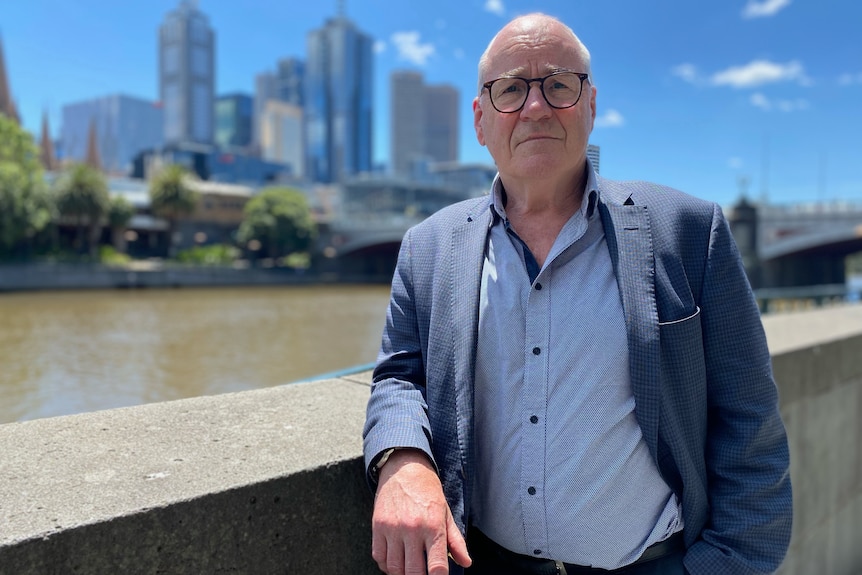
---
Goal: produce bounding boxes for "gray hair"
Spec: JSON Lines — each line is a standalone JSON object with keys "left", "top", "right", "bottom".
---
{"left": 477, "top": 13, "right": 592, "bottom": 94}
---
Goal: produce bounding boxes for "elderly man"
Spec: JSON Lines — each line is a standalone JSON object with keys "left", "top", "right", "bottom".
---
{"left": 363, "top": 13, "right": 791, "bottom": 575}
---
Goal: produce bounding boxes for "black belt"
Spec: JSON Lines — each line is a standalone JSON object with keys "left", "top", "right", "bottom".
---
{"left": 467, "top": 528, "right": 685, "bottom": 575}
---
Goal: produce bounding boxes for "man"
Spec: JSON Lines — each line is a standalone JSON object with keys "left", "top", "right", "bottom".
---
{"left": 363, "top": 13, "right": 791, "bottom": 575}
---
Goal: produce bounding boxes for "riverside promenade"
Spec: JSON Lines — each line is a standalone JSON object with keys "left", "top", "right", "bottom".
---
{"left": 1, "top": 306, "right": 861, "bottom": 574}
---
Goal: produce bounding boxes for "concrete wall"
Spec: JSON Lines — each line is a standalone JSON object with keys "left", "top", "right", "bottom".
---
{"left": 0, "top": 307, "right": 860, "bottom": 574}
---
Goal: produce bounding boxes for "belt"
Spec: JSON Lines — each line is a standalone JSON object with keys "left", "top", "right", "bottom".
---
{"left": 467, "top": 528, "right": 685, "bottom": 575}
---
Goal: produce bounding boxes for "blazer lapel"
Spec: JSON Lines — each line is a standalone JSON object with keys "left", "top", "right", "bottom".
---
{"left": 599, "top": 197, "right": 661, "bottom": 459}
{"left": 450, "top": 204, "right": 491, "bottom": 480}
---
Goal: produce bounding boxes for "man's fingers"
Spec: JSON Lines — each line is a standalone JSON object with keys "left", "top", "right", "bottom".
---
{"left": 445, "top": 510, "right": 472, "bottom": 568}
{"left": 371, "top": 532, "right": 389, "bottom": 573}
{"left": 425, "top": 529, "right": 451, "bottom": 575}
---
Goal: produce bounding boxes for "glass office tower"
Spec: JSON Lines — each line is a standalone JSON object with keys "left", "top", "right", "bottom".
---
{"left": 159, "top": 0, "right": 216, "bottom": 146}
{"left": 305, "top": 15, "right": 373, "bottom": 183}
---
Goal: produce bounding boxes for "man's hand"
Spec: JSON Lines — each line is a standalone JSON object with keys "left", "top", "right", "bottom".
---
{"left": 371, "top": 449, "right": 471, "bottom": 575}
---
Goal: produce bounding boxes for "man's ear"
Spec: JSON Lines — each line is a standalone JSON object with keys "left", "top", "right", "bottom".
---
{"left": 473, "top": 97, "right": 486, "bottom": 146}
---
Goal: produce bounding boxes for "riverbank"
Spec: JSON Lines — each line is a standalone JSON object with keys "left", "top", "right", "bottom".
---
{"left": 0, "top": 261, "right": 391, "bottom": 292}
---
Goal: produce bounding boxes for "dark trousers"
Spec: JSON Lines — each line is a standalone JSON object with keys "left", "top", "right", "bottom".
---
{"left": 465, "top": 528, "right": 686, "bottom": 575}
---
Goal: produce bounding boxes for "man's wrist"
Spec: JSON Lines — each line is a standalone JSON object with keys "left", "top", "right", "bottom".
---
{"left": 371, "top": 448, "right": 398, "bottom": 480}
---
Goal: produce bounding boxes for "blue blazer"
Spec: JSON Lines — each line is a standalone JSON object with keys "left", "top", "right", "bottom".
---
{"left": 364, "top": 175, "right": 792, "bottom": 574}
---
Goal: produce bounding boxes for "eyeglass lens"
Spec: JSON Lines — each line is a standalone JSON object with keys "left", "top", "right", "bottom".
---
{"left": 489, "top": 73, "right": 583, "bottom": 112}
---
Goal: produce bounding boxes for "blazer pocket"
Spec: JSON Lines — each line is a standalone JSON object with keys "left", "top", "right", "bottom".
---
{"left": 658, "top": 306, "right": 700, "bottom": 327}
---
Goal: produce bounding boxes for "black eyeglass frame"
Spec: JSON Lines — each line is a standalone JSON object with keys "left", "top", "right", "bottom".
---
{"left": 481, "top": 71, "right": 591, "bottom": 113}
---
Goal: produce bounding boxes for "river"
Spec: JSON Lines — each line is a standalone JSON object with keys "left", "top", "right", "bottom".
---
{"left": 0, "top": 285, "right": 391, "bottom": 424}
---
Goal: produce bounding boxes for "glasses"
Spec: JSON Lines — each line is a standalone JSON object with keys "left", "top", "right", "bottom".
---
{"left": 482, "top": 71, "right": 590, "bottom": 113}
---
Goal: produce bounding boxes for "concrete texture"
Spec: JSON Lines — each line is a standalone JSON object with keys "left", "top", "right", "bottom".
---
{"left": 763, "top": 306, "right": 862, "bottom": 575}
{"left": 0, "top": 307, "right": 859, "bottom": 574}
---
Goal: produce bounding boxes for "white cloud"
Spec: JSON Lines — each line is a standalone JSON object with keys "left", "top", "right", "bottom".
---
{"left": 373, "top": 40, "right": 387, "bottom": 54}
{"left": 838, "top": 72, "right": 862, "bottom": 86}
{"left": 742, "top": 0, "right": 791, "bottom": 19}
{"left": 595, "top": 109, "right": 625, "bottom": 128}
{"left": 485, "top": 0, "right": 505, "bottom": 16}
{"left": 391, "top": 31, "right": 436, "bottom": 66}
{"left": 671, "top": 63, "right": 701, "bottom": 84}
{"left": 749, "top": 92, "right": 809, "bottom": 112}
{"left": 710, "top": 59, "right": 809, "bottom": 88}
{"left": 750, "top": 92, "right": 772, "bottom": 110}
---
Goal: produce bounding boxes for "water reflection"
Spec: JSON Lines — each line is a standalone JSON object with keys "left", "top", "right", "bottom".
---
{"left": 0, "top": 286, "right": 390, "bottom": 423}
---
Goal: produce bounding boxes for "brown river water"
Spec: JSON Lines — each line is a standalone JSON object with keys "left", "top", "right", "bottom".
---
{"left": 0, "top": 285, "right": 391, "bottom": 423}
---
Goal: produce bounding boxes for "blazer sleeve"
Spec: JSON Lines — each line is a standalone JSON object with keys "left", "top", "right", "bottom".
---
{"left": 684, "top": 203, "right": 792, "bottom": 574}
{"left": 362, "top": 227, "right": 436, "bottom": 488}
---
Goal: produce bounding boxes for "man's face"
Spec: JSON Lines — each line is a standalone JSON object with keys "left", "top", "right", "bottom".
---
{"left": 473, "top": 19, "right": 596, "bottom": 184}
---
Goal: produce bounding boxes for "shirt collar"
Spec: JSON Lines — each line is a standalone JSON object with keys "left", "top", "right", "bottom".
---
{"left": 489, "top": 159, "right": 600, "bottom": 223}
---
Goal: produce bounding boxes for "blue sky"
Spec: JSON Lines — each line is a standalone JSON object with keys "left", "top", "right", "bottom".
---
{"left": 3, "top": 0, "right": 861, "bottom": 206}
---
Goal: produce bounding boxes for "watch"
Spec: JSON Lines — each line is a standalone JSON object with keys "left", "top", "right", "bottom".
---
{"left": 371, "top": 448, "right": 398, "bottom": 480}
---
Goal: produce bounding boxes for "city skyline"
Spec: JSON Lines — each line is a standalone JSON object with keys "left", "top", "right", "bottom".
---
{"left": 3, "top": 0, "right": 861, "bottom": 205}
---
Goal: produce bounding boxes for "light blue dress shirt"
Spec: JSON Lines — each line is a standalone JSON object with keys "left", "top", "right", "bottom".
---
{"left": 471, "top": 168, "right": 683, "bottom": 569}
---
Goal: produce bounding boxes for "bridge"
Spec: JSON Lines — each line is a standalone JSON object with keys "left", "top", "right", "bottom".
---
{"left": 728, "top": 198, "right": 862, "bottom": 288}
{"left": 315, "top": 178, "right": 481, "bottom": 279}
{"left": 1, "top": 305, "right": 860, "bottom": 573}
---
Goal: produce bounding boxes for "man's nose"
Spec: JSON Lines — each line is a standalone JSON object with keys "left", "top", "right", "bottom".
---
{"left": 520, "top": 82, "right": 552, "bottom": 119}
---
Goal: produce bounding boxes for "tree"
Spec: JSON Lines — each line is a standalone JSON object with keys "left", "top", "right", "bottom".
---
{"left": 238, "top": 187, "right": 317, "bottom": 261}
{"left": 107, "top": 195, "right": 135, "bottom": 253}
{"left": 54, "top": 163, "right": 109, "bottom": 258}
{"left": 149, "top": 164, "right": 198, "bottom": 257}
{"left": 0, "top": 115, "right": 53, "bottom": 258}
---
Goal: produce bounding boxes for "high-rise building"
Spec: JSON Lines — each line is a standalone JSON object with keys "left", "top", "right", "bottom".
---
{"left": 587, "top": 143, "right": 601, "bottom": 173}
{"left": 305, "top": 14, "right": 373, "bottom": 183}
{"left": 253, "top": 57, "right": 305, "bottom": 151}
{"left": 423, "top": 84, "right": 459, "bottom": 165}
{"left": 159, "top": 0, "right": 216, "bottom": 146}
{"left": 215, "top": 93, "right": 253, "bottom": 150}
{"left": 390, "top": 71, "right": 459, "bottom": 178}
{"left": 61, "top": 94, "right": 164, "bottom": 174}
{"left": 390, "top": 71, "right": 425, "bottom": 177}
{"left": 260, "top": 100, "right": 304, "bottom": 178}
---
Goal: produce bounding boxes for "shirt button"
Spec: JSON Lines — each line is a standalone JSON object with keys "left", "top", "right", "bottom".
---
{"left": 532, "top": 347, "right": 541, "bottom": 355}
{"left": 535, "top": 282, "right": 542, "bottom": 290}
{"left": 528, "top": 486, "right": 536, "bottom": 495}
{"left": 533, "top": 549, "right": 542, "bottom": 556}
{"left": 530, "top": 415, "right": 539, "bottom": 424}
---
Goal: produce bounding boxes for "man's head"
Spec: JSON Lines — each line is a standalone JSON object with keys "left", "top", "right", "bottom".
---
{"left": 473, "top": 13, "right": 596, "bottom": 187}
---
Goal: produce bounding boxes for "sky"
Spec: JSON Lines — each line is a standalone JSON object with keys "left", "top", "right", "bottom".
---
{"left": 3, "top": 0, "right": 861, "bottom": 207}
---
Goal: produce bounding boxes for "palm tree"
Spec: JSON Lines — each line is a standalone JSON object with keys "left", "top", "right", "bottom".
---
{"left": 107, "top": 195, "right": 135, "bottom": 254}
{"left": 149, "top": 164, "right": 198, "bottom": 257}
{"left": 54, "top": 163, "right": 109, "bottom": 258}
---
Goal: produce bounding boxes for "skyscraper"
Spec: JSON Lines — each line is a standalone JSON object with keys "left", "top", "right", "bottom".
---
{"left": 159, "top": 0, "right": 216, "bottom": 146}
{"left": 305, "top": 13, "right": 373, "bottom": 183}
{"left": 587, "top": 143, "right": 601, "bottom": 173}
{"left": 390, "top": 71, "right": 460, "bottom": 178}
{"left": 215, "top": 93, "right": 253, "bottom": 150}
{"left": 61, "top": 94, "right": 164, "bottom": 174}
{"left": 253, "top": 57, "right": 305, "bottom": 152}
{"left": 390, "top": 71, "right": 425, "bottom": 177}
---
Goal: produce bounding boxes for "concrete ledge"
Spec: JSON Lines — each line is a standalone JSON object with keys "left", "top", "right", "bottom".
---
{"left": 0, "top": 372, "right": 379, "bottom": 574}
{"left": 1, "top": 307, "right": 860, "bottom": 573}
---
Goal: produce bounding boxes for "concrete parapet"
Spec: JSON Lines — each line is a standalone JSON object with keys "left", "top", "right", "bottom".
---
{"left": 764, "top": 306, "right": 862, "bottom": 575}
{"left": 0, "top": 307, "right": 860, "bottom": 574}
{"left": 0, "top": 372, "right": 379, "bottom": 574}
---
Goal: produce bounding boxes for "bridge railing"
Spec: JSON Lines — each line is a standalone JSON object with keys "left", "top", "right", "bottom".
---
{"left": 755, "top": 284, "right": 861, "bottom": 313}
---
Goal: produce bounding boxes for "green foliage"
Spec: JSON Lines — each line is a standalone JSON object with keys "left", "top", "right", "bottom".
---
{"left": 0, "top": 115, "right": 53, "bottom": 256}
{"left": 237, "top": 187, "right": 317, "bottom": 260}
{"left": 54, "top": 164, "right": 109, "bottom": 220}
{"left": 108, "top": 195, "right": 135, "bottom": 229}
{"left": 149, "top": 164, "right": 198, "bottom": 222}
{"left": 54, "top": 163, "right": 110, "bottom": 256}
{"left": 99, "top": 245, "right": 132, "bottom": 266}
{"left": 175, "top": 244, "right": 239, "bottom": 266}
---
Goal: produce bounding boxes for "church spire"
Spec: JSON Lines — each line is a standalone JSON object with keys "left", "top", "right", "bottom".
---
{"left": 0, "top": 33, "right": 18, "bottom": 123}
{"left": 85, "top": 118, "right": 102, "bottom": 171}
{"left": 40, "top": 110, "right": 57, "bottom": 171}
